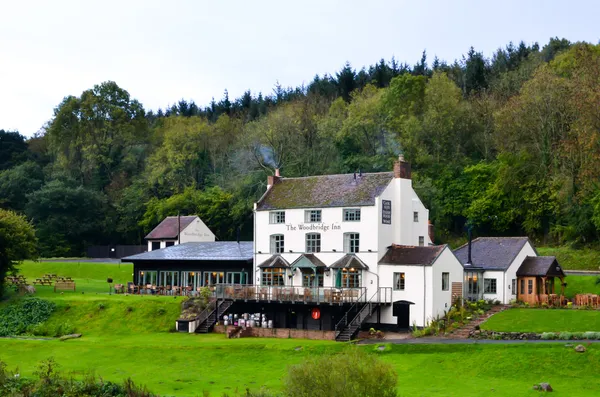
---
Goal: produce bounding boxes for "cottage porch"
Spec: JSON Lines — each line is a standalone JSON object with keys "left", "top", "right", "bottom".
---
{"left": 516, "top": 256, "right": 566, "bottom": 306}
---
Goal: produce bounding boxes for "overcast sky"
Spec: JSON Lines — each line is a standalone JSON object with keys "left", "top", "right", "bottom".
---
{"left": 1, "top": 0, "right": 598, "bottom": 137}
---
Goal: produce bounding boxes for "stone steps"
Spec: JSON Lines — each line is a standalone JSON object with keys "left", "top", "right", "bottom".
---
{"left": 446, "top": 305, "right": 508, "bottom": 339}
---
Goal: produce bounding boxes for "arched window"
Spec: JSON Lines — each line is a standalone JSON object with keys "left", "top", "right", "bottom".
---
{"left": 305, "top": 233, "right": 321, "bottom": 253}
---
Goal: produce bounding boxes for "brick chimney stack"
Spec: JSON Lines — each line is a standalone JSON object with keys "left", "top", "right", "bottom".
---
{"left": 267, "top": 169, "right": 281, "bottom": 188}
{"left": 393, "top": 155, "right": 411, "bottom": 179}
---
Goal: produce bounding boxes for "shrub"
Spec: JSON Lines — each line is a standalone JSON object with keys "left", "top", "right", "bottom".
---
{"left": 0, "top": 298, "right": 55, "bottom": 336}
{"left": 284, "top": 348, "right": 397, "bottom": 397}
{"left": 583, "top": 332, "right": 600, "bottom": 340}
{"left": 97, "top": 303, "right": 105, "bottom": 311}
{"left": 541, "top": 332, "right": 556, "bottom": 340}
{"left": 558, "top": 332, "right": 573, "bottom": 340}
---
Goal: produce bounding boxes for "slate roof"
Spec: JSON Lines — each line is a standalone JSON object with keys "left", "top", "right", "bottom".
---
{"left": 379, "top": 245, "right": 447, "bottom": 266}
{"left": 122, "top": 242, "right": 253, "bottom": 262}
{"left": 291, "top": 254, "right": 327, "bottom": 269}
{"left": 453, "top": 237, "right": 531, "bottom": 271}
{"left": 145, "top": 216, "right": 198, "bottom": 240}
{"left": 256, "top": 172, "right": 394, "bottom": 210}
{"left": 517, "top": 256, "right": 565, "bottom": 277}
{"left": 258, "top": 255, "right": 291, "bottom": 268}
{"left": 330, "top": 254, "right": 369, "bottom": 269}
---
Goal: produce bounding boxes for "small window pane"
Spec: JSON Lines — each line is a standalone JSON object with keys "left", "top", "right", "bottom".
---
{"left": 511, "top": 279, "right": 516, "bottom": 295}
{"left": 419, "top": 236, "right": 424, "bottom": 246}
{"left": 394, "top": 272, "right": 405, "bottom": 290}
{"left": 269, "top": 211, "right": 285, "bottom": 224}
{"left": 442, "top": 272, "right": 449, "bottom": 291}
{"left": 343, "top": 233, "right": 360, "bottom": 253}
{"left": 261, "top": 268, "right": 285, "bottom": 286}
{"left": 344, "top": 209, "right": 361, "bottom": 222}
{"left": 304, "top": 210, "right": 321, "bottom": 223}
{"left": 270, "top": 234, "right": 285, "bottom": 254}
{"left": 413, "top": 212, "right": 419, "bottom": 222}
{"left": 305, "top": 233, "right": 321, "bottom": 253}
{"left": 484, "top": 278, "right": 497, "bottom": 294}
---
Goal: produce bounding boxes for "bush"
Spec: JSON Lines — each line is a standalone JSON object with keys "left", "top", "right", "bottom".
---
{"left": 0, "top": 358, "right": 158, "bottom": 397}
{"left": 558, "top": 332, "right": 573, "bottom": 340}
{"left": 0, "top": 298, "right": 55, "bottom": 336}
{"left": 541, "top": 332, "right": 557, "bottom": 340}
{"left": 283, "top": 348, "right": 397, "bottom": 397}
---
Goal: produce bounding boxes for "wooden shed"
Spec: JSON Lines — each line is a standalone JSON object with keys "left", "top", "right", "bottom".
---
{"left": 516, "top": 256, "right": 566, "bottom": 306}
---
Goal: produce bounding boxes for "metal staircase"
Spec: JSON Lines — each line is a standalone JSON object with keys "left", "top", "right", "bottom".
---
{"left": 335, "top": 289, "right": 381, "bottom": 342}
{"left": 196, "top": 300, "right": 233, "bottom": 333}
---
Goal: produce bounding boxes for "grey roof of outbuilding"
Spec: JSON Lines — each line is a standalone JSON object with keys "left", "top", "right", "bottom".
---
{"left": 330, "top": 254, "right": 369, "bottom": 269}
{"left": 453, "top": 237, "right": 531, "bottom": 271}
{"left": 256, "top": 172, "right": 394, "bottom": 210}
{"left": 517, "top": 256, "right": 565, "bottom": 277}
{"left": 145, "top": 216, "right": 198, "bottom": 240}
{"left": 122, "top": 242, "right": 253, "bottom": 262}
{"left": 379, "top": 245, "right": 447, "bottom": 266}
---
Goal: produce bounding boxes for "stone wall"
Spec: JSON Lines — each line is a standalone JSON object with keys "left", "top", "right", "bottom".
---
{"left": 213, "top": 325, "right": 336, "bottom": 340}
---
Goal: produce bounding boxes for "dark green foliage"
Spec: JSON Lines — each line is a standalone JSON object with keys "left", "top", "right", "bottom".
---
{"left": 0, "top": 129, "right": 28, "bottom": 170}
{"left": 283, "top": 348, "right": 397, "bottom": 397}
{"left": 0, "top": 358, "right": 158, "bottom": 397}
{"left": 0, "top": 298, "right": 55, "bottom": 336}
{"left": 0, "top": 209, "right": 37, "bottom": 298}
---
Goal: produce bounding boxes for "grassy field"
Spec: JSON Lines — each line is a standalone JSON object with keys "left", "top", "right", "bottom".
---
{"left": 538, "top": 246, "right": 600, "bottom": 270}
{"left": 3, "top": 261, "right": 600, "bottom": 396}
{"left": 482, "top": 308, "right": 600, "bottom": 333}
{"left": 563, "top": 275, "right": 600, "bottom": 298}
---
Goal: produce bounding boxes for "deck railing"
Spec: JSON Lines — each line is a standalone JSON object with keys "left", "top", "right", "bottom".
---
{"left": 210, "top": 284, "right": 393, "bottom": 305}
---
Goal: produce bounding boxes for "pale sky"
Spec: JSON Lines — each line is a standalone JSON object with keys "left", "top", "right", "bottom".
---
{"left": 1, "top": 0, "right": 598, "bottom": 137}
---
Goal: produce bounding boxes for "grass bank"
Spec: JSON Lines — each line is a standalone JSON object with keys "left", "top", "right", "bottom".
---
{"left": 481, "top": 308, "right": 600, "bottom": 333}
{"left": 538, "top": 246, "right": 600, "bottom": 271}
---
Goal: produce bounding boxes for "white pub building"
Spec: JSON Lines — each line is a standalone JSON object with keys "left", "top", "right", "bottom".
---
{"left": 222, "top": 156, "right": 464, "bottom": 340}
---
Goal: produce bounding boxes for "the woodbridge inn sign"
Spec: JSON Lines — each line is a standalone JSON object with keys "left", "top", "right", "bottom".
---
{"left": 286, "top": 223, "right": 342, "bottom": 232}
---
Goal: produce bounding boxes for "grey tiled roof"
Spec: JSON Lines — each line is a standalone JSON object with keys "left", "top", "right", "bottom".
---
{"left": 379, "top": 245, "right": 447, "bottom": 266}
{"left": 517, "top": 256, "right": 564, "bottom": 277}
{"left": 330, "top": 254, "right": 369, "bottom": 269}
{"left": 145, "top": 216, "right": 198, "bottom": 240}
{"left": 453, "top": 237, "right": 530, "bottom": 271}
{"left": 258, "top": 255, "right": 290, "bottom": 268}
{"left": 122, "top": 242, "right": 253, "bottom": 261}
{"left": 256, "top": 172, "right": 394, "bottom": 210}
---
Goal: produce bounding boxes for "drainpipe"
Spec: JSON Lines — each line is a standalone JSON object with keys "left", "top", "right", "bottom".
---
{"left": 423, "top": 266, "right": 427, "bottom": 327}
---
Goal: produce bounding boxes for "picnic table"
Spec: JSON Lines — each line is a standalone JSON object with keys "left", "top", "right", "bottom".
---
{"left": 33, "top": 278, "right": 53, "bottom": 286}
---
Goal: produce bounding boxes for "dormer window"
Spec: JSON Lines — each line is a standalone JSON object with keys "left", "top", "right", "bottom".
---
{"left": 269, "top": 211, "right": 285, "bottom": 224}
{"left": 343, "top": 208, "right": 361, "bottom": 222}
{"left": 304, "top": 210, "right": 322, "bottom": 223}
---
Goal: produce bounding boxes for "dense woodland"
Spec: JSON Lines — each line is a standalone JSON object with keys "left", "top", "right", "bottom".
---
{"left": 1, "top": 37, "right": 600, "bottom": 257}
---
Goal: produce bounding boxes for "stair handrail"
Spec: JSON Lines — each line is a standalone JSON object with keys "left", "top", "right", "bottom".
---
{"left": 346, "top": 288, "right": 382, "bottom": 328}
{"left": 196, "top": 299, "right": 218, "bottom": 325}
{"left": 334, "top": 288, "right": 370, "bottom": 334}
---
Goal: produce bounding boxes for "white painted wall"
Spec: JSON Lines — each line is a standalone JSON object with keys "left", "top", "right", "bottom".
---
{"left": 503, "top": 241, "right": 537, "bottom": 303}
{"left": 180, "top": 218, "right": 216, "bottom": 243}
{"left": 430, "top": 247, "right": 464, "bottom": 320}
{"left": 377, "top": 263, "right": 427, "bottom": 326}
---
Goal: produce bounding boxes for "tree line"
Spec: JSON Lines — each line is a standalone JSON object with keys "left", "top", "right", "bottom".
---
{"left": 1, "top": 37, "right": 599, "bottom": 257}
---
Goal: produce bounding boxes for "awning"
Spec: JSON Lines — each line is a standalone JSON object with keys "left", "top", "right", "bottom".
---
{"left": 290, "top": 254, "right": 327, "bottom": 271}
{"left": 329, "top": 254, "right": 369, "bottom": 270}
{"left": 257, "top": 255, "right": 290, "bottom": 268}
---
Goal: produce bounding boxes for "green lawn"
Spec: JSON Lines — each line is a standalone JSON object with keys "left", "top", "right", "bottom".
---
{"left": 3, "top": 261, "right": 600, "bottom": 396}
{"left": 482, "top": 308, "right": 600, "bottom": 333}
{"left": 538, "top": 246, "right": 600, "bottom": 271}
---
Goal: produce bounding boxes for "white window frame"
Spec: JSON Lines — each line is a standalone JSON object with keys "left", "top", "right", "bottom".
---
{"left": 393, "top": 272, "right": 405, "bottom": 291}
{"left": 269, "top": 211, "right": 285, "bottom": 224}
{"left": 304, "top": 210, "right": 322, "bottom": 223}
{"left": 484, "top": 278, "right": 497, "bottom": 294}
{"left": 419, "top": 236, "right": 425, "bottom": 246}
{"left": 270, "top": 234, "right": 285, "bottom": 254}
{"left": 343, "top": 232, "right": 360, "bottom": 253}
{"left": 305, "top": 233, "right": 321, "bottom": 253}
{"left": 138, "top": 270, "right": 158, "bottom": 285}
{"left": 226, "top": 272, "right": 248, "bottom": 284}
{"left": 203, "top": 271, "right": 224, "bottom": 286}
{"left": 343, "top": 208, "right": 361, "bottom": 222}
{"left": 442, "top": 272, "right": 449, "bottom": 291}
{"left": 159, "top": 271, "right": 179, "bottom": 287}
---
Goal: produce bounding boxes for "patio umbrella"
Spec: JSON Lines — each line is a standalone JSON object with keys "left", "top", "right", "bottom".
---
{"left": 335, "top": 270, "right": 342, "bottom": 288}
